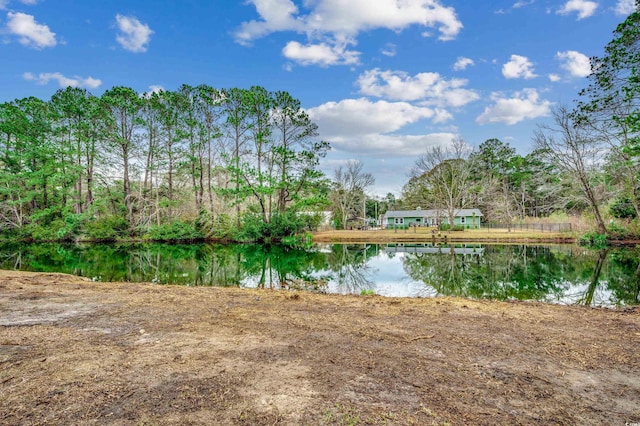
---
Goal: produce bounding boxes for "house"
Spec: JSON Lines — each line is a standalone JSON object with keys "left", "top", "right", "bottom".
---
{"left": 383, "top": 208, "right": 483, "bottom": 229}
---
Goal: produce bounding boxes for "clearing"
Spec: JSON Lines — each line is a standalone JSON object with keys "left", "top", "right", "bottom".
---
{"left": 0, "top": 270, "right": 638, "bottom": 425}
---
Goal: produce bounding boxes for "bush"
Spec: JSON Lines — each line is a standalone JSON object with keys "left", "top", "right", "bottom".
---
{"left": 451, "top": 225, "right": 465, "bottom": 231}
{"left": 439, "top": 223, "right": 450, "bottom": 231}
{"left": 233, "top": 210, "right": 311, "bottom": 242}
{"left": 578, "top": 232, "right": 608, "bottom": 248}
{"left": 146, "top": 220, "right": 203, "bottom": 241}
{"left": 609, "top": 197, "right": 637, "bottom": 219}
{"left": 210, "top": 213, "right": 238, "bottom": 241}
{"left": 84, "top": 215, "right": 129, "bottom": 241}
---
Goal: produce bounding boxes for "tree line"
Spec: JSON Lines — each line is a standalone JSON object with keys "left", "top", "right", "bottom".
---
{"left": 2, "top": 5, "right": 639, "bottom": 241}
{"left": 393, "top": 5, "right": 640, "bottom": 238}
{"left": 0, "top": 84, "right": 330, "bottom": 242}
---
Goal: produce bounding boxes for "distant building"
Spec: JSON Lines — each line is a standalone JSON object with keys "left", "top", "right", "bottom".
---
{"left": 383, "top": 208, "right": 483, "bottom": 229}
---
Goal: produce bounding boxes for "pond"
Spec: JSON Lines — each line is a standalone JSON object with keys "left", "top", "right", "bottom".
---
{"left": 0, "top": 242, "right": 638, "bottom": 307}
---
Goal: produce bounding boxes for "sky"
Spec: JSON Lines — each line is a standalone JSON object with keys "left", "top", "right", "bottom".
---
{"left": 0, "top": 0, "right": 636, "bottom": 196}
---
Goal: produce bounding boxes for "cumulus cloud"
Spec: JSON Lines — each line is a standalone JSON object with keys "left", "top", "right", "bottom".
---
{"left": 356, "top": 68, "right": 479, "bottom": 108}
{"left": 23, "top": 72, "right": 102, "bottom": 89}
{"left": 306, "top": 98, "right": 460, "bottom": 158}
{"left": 556, "top": 50, "right": 591, "bottom": 78}
{"left": 282, "top": 39, "right": 360, "bottom": 66}
{"left": 548, "top": 73, "right": 561, "bottom": 82}
{"left": 557, "top": 0, "right": 598, "bottom": 19}
{"left": 502, "top": 54, "right": 537, "bottom": 79}
{"left": 325, "top": 132, "right": 457, "bottom": 156}
{"left": 615, "top": 0, "right": 635, "bottom": 15}
{"left": 453, "top": 56, "right": 474, "bottom": 71}
{"left": 308, "top": 98, "right": 440, "bottom": 137}
{"left": 476, "top": 88, "right": 552, "bottom": 125}
{"left": 6, "top": 12, "right": 56, "bottom": 49}
{"left": 115, "top": 14, "right": 153, "bottom": 53}
{"left": 235, "top": 0, "right": 462, "bottom": 66}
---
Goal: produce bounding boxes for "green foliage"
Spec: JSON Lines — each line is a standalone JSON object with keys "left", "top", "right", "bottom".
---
{"left": 579, "top": 232, "right": 609, "bottom": 248}
{"left": 360, "top": 289, "right": 375, "bottom": 296}
{"left": 451, "top": 225, "right": 465, "bottom": 231}
{"left": 84, "top": 215, "right": 129, "bottom": 241}
{"left": 145, "top": 221, "right": 203, "bottom": 241}
{"left": 609, "top": 197, "right": 637, "bottom": 219}
{"left": 439, "top": 223, "right": 450, "bottom": 231}
{"left": 235, "top": 210, "right": 310, "bottom": 242}
{"left": 607, "top": 222, "right": 632, "bottom": 239}
{"left": 210, "top": 214, "right": 238, "bottom": 241}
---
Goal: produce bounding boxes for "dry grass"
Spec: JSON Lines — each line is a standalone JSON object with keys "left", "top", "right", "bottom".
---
{"left": 0, "top": 270, "right": 638, "bottom": 425}
{"left": 312, "top": 228, "right": 575, "bottom": 243}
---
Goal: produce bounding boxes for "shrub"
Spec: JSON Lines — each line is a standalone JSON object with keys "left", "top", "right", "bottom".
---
{"left": 609, "top": 197, "right": 637, "bottom": 219}
{"left": 439, "top": 223, "right": 451, "bottom": 231}
{"left": 578, "top": 232, "right": 608, "bottom": 248}
{"left": 84, "top": 215, "right": 129, "bottom": 241}
{"left": 451, "top": 225, "right": 465, "bottom": 231}
{"left": 146, "top": 221, "right": 203, "bottom": 241}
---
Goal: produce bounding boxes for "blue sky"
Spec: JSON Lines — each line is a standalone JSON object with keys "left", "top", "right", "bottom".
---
{"left": 0, "top": 0, "right": 635, "bottom": 196}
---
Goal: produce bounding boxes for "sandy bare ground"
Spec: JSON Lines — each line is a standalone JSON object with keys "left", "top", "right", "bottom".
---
{"left": 0, "top": 270, "right": 638, "bottom": 425}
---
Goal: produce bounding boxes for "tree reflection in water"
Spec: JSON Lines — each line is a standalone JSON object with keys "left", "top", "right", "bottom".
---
{"left": 0, "top": 242, "right": 638, "bottom": 306}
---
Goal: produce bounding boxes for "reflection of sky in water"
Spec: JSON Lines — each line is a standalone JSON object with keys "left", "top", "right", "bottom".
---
{"left": 302, "top": 247, "right": 632, "bottom": 307}
{"left": 361, "top": 252, "right": 435, "bottom": 298}
{"left": 309, "top": 251, "right": 439, "bottom": 298}
{"left": 0, "top": 242, "right": 636, "bottom": 307}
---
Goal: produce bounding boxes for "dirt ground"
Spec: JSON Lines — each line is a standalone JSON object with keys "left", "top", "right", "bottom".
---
{"left": 1, "top": 270, "right": 639, "bottom": 425}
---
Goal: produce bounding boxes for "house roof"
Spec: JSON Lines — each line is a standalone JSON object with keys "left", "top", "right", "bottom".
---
{"left": 384, "top": 208, "right": 483, "bottom": 218}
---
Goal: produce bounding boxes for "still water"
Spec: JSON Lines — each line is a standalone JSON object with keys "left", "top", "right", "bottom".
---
{"left": 0, "top": 242, "right": 638, "bottom": 307}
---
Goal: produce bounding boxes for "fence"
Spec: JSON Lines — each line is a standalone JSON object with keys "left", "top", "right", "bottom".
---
{"left": 483, "top": 223, "right": 572, "bottom": 232}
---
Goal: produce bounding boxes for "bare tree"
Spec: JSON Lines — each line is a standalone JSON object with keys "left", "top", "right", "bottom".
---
{"left": 412, "top": 136, "right": 474, "bottom": 229}
{"left": 331, "top": 160, "right": 375, "bottom": 229}
{"left": 534, "top": 105, "right": 608, "bottom": 234}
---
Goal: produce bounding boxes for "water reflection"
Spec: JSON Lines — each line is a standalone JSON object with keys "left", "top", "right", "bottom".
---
{"left": 0, "top": 242, "right": 637, "bottom": 307}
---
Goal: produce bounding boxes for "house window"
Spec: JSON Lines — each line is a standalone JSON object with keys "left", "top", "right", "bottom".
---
{"left": 461, "top": 217, "right": 466, "bottom": 224}
{"left": 395, "top": 217, "right": 404, "bottom": 225}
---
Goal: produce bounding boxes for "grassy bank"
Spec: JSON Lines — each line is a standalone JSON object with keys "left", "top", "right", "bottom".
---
{"left": 312, "top": 228, "right": 576, "bottom": 244}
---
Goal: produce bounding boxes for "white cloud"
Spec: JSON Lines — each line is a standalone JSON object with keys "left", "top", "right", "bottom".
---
{"left": 282, "top": 39, "right": 360, "bottom": 66}
{"left": 23, "top": 72, "right": 102, "bottom": 89}
{"left": 237, "top": 0, "right": 462, "bottom": 41}
{"left": 6, "top": 12, "right": 56, "bottom": 49}
{"left": 0, "top": 0, "right": 38, "bottom": 8}
{"left": 502, "top": 54, "right": 537, "bottom": 79}
{"left": 556, "top": 50, "right": 591, "bottom": 78}
{"left": 615, "top": 0, "right": 635, "bottom": 15}
{"left": 235, "top": 0, "right": 463, "bottom": 67}
{"left": 453, "top": 56, "right": 474, "bottom": 71}
{"left": 513, "top": 0, "right": 535, "bottom": 8}
{"left": 325, "top": 132, "right": 457, "bottom": 156}
{"left": 356, "top": 68, "right": 479, "bottom": 107}
{"left": 476, "top": 88, "right": 552, "bottom": 125}
{"left": 308, "top": 98, "right": 439, "bottom": 136}
{"left": 548, "top": 73, "right": 561, "bottom": 82}
{"left": 380, "top": 43, "right": 397, "bottom": 57}
{"left": 557, "top": 0, "right": 598, "bottom": 20}
{"left": 115, "top": 14, "right": 153, "bottom": 53}
{"left": 234, "top": 0, "right": 304, "bottom": 46}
